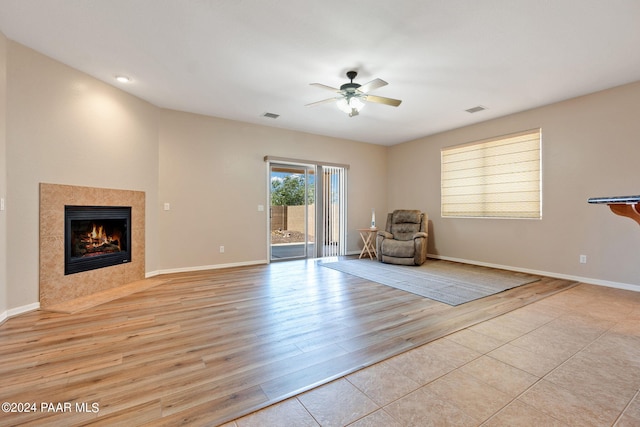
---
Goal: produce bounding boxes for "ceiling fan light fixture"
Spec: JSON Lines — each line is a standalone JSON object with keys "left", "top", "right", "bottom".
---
{"left": 337, "top": 96, "right": 364, "bottom": 117}
{"left": 350, "top": 97, "right": 365, "bottom": 111}
{"left": 336, "top": 98, "right": 350, "bottom": 114}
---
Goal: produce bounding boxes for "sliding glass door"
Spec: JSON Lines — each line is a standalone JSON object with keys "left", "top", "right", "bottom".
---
{"left": 270, "top": 163, "right": 315, "bottom": 260}
{"left": 268, "top": 159, "right": 347, "bottom": 261}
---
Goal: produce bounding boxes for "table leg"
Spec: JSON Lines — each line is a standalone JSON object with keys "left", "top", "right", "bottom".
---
{"left": 359, "top": 232, "right": 368, "bottom": 259}
{"left": 359, "top": 231, "right": 377, "bottom": 259}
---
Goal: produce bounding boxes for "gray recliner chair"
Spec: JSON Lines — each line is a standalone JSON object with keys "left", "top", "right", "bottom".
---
{"left": 376, "top": 210, "right": 428, "bottom": 266}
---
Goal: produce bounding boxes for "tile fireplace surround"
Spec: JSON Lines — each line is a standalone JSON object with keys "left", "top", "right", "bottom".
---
{"left": 39, "top": 183, "right": 145, "bottom": 308}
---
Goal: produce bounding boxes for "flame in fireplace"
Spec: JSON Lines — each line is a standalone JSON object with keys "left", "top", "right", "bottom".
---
{"left": 89, "top": 224, "right": 109, "bottom": 246}
{"left": 90, "top": 224, "right": 104, "bottom": 241}
{"left": 85, "top": 223, "right": 121, "bottom": 251}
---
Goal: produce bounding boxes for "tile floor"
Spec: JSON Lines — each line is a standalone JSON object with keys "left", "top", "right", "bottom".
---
{"left": 224, "top": 283, "right": 640, "bottom": 426}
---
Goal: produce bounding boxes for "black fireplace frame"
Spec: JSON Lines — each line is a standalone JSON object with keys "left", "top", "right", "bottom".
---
{"left": 64, "top": 205, "right": 132, "bottom": 275}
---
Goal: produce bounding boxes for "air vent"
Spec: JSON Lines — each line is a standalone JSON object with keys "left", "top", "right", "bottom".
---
{"left": 262, "top": 112, "right": 280, "bottom": 119}
{"left": 465, "top": 105, "right": 487, "bottom": 114}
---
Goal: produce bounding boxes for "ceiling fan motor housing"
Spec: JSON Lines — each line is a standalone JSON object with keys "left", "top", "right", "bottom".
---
{"left": 340, "top": 82, "right": 361, "bottom": 92}
{"left": 341, "top": 70, "right": 361, "bottom": 92}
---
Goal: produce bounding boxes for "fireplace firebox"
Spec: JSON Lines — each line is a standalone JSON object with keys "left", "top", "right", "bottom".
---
{"left": 64, "top": 205, "right": 132, "bottom": 275}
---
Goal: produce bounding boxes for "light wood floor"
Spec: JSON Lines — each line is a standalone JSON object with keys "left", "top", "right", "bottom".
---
{"left": 0, "top": 258, "right": 576, "bottom": 426}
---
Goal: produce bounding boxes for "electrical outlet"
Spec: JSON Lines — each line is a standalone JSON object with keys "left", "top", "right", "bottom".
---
{"left": 220, "top": 246, "right": 225, "bottom": 253}
{"left": 579, "top": 255, "right": 587, "bottom": 264}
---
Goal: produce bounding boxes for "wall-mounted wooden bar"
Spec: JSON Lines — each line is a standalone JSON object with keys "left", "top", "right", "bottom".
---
{"left": 588, "top": 195, "right": 640, "bottom": 226}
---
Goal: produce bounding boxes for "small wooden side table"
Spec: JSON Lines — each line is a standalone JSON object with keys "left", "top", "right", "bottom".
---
{"left": 357, "top": 228, "right": 378, "bottom": 260}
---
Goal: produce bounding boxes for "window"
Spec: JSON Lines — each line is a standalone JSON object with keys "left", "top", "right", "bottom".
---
{"left": 441, "top": 129, "right": 541, "bottom": 219}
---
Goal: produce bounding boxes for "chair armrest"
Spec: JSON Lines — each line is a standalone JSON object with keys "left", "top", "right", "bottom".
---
{"left": 412, "top": 232, "right": 428, "bottom": 240}
{"left": 377, "top": 231, "right": 393, "bottom": 239}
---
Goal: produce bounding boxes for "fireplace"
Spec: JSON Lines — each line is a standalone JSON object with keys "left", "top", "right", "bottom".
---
{"left": 64, "top": 205, "right": 132, "bottom": 275}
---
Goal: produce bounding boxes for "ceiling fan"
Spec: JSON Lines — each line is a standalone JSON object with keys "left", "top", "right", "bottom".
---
{"left": 306, "top": 71, "right": 402, "bottom": 117}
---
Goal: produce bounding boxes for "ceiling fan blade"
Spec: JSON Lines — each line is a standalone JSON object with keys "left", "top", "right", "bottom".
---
{"left": 365, "top": 94, "right": 402, "bottom": 107}
{"left": 357, "top": 78, "right": 388, "bottom": 93}
{"left": 310, "top": 83, "right": 341, "bottom": 92}
{"left": 305, "top": 97, "right": 339, "bottom": 107}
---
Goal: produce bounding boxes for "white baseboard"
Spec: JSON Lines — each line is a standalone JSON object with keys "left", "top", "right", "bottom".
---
{"left": 0, "top": 302, "right": 41, "bottom": 324}
{"left": 146, "top": 259, "right": 268, "bottom": 277}
{"left": 429, "top": 254, "right": 640, "bottom": 293}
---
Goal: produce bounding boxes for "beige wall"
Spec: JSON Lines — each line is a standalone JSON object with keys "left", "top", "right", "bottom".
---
{"left": 2, "top": 40, "right": 388, "bottom": 312}
{"left": 5, "top": 41, "right": 160, "bottom": 309}
{"left": 157, "top": 109, "right": 388, "bottom": 271}
{"left": 3, "top": 36, "right": 639, "bottom": 313}
{"left": 0, "top": 33, "right": 7, "bottom": 315}
{"left": 388, "top": 81, "right": 640, "bottom": 287}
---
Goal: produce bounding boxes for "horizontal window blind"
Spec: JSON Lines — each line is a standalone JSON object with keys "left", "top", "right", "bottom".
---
{"left": 441, "top": 129, "right": 542, "bottom": 219}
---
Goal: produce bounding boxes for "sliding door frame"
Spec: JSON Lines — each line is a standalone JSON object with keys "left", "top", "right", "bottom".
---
{"left": 265, "top": 156, "right": 348, "bottom": 262}
{"left": 268, "top": 162, "right": 315, "bottom": 261}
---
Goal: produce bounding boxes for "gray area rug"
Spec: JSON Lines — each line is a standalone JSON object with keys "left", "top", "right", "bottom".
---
{"left": 320, "top": 258, "right": 540, "bottom": 306}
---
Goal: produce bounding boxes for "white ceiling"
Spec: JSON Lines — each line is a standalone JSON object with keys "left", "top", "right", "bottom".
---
{"left": 1, "top": 1, "right": 639, "bottom": 146}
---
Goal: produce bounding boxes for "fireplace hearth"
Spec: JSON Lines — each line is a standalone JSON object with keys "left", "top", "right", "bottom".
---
{"left": 65, "top": 205, "right": 132, "bottom": 275}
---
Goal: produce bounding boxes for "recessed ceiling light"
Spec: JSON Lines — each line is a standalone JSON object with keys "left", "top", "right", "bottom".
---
{"left": 115, "top": 75, "right": 131, "bottom": 83}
